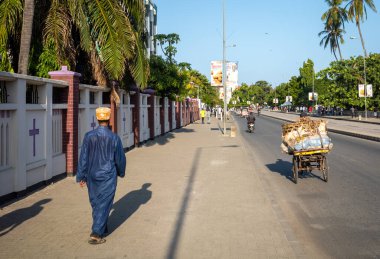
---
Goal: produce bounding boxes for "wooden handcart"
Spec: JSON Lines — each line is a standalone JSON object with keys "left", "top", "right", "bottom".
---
{"left": 292, "top": 149, "right": 329, "bottom": 184}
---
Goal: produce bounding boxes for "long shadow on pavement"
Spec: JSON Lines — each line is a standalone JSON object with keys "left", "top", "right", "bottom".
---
{"left": 143, "top": 128, "right": 195, "bottom": 147}
{"left": 166, "top": 145, "right": 239, "bottom": 259}
{"left": 166, "top": 148, "right": 201, "bottom": 259}
{"left": 266, "top": 159, "right": 293, "bottom": 182}
{"left": 107, "top": 183, "right": 152, "bottom": 235}
{"left": 0, "top": 198, "right": 52, "bottom": 237}
{"left": 266, "top": 159, "right": 326, "bottom": 183}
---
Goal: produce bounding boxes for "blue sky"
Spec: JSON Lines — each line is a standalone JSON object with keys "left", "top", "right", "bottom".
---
{"left": 154, "top": 0, "right": 380, "bottom": 87}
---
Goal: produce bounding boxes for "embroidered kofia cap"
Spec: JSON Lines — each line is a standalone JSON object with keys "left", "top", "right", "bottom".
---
{"left": 96, "top": 107, "right": 111, "bottom": 120}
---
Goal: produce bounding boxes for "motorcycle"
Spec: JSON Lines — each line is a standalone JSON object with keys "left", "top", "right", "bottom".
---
{"left": 248, "top": 122, "right": 255, "bottom": 133}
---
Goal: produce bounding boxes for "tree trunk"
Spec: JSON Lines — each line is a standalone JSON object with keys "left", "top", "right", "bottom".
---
{"left": 356, "top": 19, "right": 368, "bottom": 58}
{"left": 333, "top": 48, "right": 338, "bottom": 61}
{"left": 337, "top": 43, "right": 343, "bottom": 61}
{"left": 17, "top": 0, "right": 35, "bottom": 74}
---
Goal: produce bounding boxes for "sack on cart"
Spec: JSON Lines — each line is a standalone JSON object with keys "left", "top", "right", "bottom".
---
{"left": 281, "top": 117, "right": 333, "bottom": 154}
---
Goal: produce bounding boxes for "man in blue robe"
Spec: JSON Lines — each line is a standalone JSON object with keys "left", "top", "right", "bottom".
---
{"left": 77, "top": 107, "right": 126, "bottom": 245}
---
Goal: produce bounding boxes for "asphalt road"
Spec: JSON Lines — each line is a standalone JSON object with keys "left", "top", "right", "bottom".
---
{"left": 234, "top": 114, "right": 380, "bottom": 258}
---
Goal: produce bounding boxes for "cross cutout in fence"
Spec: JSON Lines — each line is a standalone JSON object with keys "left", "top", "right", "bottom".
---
{"left": 91, "top": 116, "right": 96, "bottom": 130}
{"left": 123, "top": 113, "right": 126, "bottom": 132}
{"left": 29, "top": 118, "right": 40, "bottom": 157}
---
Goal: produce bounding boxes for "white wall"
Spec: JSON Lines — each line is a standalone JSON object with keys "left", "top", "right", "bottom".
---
{"left": 0, "top": 72, "right": 68, "bottom": 197}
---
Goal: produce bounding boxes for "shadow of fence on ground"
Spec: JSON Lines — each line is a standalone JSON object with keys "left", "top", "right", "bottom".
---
{"left": 0, "top": 198, "right": 52, "bottom": 237}
{"left": 143, "top": 128, "right": 195, "bottom": 147}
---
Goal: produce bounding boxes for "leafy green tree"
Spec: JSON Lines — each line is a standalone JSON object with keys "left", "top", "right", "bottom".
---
{"left": 148, "top": 55, "right": 186, "bottom": 99}
{"left": 345, "top": 0, "right": 377, "bottom": 58}
{"left": 318, "top": 53, "right": 380, "bottom": 109}
{"left": 298, "top": 59, "right": 316, "bottom": 104}
{"left": 155, "top": 33, "right": 180, "bottom": 64}
{"left": 187, "top": 70, "right": 219, "bottom": 106}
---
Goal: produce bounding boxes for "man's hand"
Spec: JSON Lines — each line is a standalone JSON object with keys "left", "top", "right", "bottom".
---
{"left": 79, "top": 180, "right": 86, "bottom": 188}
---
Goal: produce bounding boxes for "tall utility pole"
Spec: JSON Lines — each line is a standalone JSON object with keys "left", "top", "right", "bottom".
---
{"left": 222, "top": 0, "right": 227, "bottom": 135}
{"left": 363, "top": 56, "right": 367, "bottom": 120}
{"left": 350, "top": 36, "right": 367, "bottom": 120}
{"left": 312, "top": 68, "right": 316, "bottom": 110}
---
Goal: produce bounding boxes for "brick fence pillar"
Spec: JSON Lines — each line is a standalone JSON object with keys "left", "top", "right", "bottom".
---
{"left": 109, "top": 81, "right": 118, "bottom": 133}
{"left": 148, "top": 94, "right": 155, "bottom": 139}
{"left": 194, "top": 100, "right": 200, "bottom": 121}
{"left": 160, "top": 97, "right": 165, "bottom": 134}
{"left": 185, "top": 100, "right": 190, "bottom": 125}
{"left": 182, "top": 100, "right": 186, "bottom": 126}
{"left": 168, "top": 100, "right": 173, "bottom": 131}
{"left": 49, "top": 66, "right": 81, "bottom": 176}
{"left": 176, "top": 101, "right": 180, "bottom": 129}
{"left": 131, "top": 91, "right": 140, "bottom": 146}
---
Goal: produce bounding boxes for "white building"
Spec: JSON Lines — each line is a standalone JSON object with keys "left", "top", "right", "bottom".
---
{"left": 145, "top": 0, "right": 157, "bottom": 57}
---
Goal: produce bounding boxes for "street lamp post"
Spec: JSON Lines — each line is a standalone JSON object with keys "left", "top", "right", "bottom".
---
{"left": 363, "top": 54, "right": 368, "bottom": 120}
{"left": 312, "top": 68, "right": 317, "bottom": 111}
{"left": 350, "top": 36, "right": 367, "bottom": 120}
{"left": 222, "top": 0, "right": 227, "bottom": 136}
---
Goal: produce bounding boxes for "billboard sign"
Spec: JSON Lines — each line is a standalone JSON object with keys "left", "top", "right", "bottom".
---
{"left": 226, "top": 62, "right": 238, "bottom": 88}
{"left": 359, "top": 84, "right": 373, "bottom": 97}
{"left": 286, "top": 96, "right": 293, "bottom": 102}
{"left": 211, "top": 61, "right": 238, "bottom": 87}
{"left": 308, "top": 92, "right": 318, "bottom": 101}
{"left": 211, "top": 61, "right": 223, "bottom": 86}
{"left": 367, "top": 84, "right": 373, "bottom": 97}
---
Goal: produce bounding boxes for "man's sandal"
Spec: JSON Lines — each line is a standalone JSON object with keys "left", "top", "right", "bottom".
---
{"left": 88, "top": 235, "right": 106, "bottom": 245}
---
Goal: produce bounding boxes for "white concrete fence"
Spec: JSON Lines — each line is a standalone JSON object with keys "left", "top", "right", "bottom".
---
{"left": 0, "top": 70, "right": 198, "bottom": 202}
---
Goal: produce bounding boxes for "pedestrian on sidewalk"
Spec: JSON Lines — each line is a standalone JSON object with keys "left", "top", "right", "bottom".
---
{"left": 350, "top": 106, "right": 355, "bottom": 118}
{"left": 200, "top": 108, "right": 206, "bottom": 124}
{"left": 206, "top": 107, "right": 211, "bottom": 124}
{"left": 77, "top": 107, "right": 126, "bottom": 245}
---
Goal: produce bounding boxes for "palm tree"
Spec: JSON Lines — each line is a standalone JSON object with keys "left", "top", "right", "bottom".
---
{"left": 345, "top": 0, "right": 377, "bottom": 57}
{"left": 45, "top": 0, "right": 149, "bottom": 89}
{"left": 319, "top": 25, "right": 346, "bottom": 61}
{"left": 320, "top": 0, "right": 347, "bottom": 60}
{"left": 322, "top": 0, "right": 348, "bottom": 28}
{"left": 17, "top": 0, "right": 35, "bottom": 74}
{"left": 0, "top": 0, "right": 149, "bottom": 91}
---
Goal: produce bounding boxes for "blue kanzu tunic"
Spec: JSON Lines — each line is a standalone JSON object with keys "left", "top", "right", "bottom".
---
{"left": 77, "top": 126, "right": 126, "bottom": 236}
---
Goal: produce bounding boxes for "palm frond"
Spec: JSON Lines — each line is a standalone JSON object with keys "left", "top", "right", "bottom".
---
{"left": 119, "top": 0, "right": 146, "bottom": 33}
{"left": 86, "top": 0, "right": 135, "bottom": 80}
{"left": 0, "top": 0, "right": 22, "bottom": 46}
{"left": 68, "top": 0, "right": 93, "bottom": 52}
{"left": 128, "top": 30, "right": 149, "bottom": 89}
{"left": 90, "top": 48, "right": 107, "bottom": 86}
{"left": 43, "top": 0, "right": 75, "bottom": 64}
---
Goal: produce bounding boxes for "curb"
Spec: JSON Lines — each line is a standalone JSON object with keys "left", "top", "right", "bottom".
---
{"left": 276, "top": 111, "right": 380, "bottom": 125}
{"left": 319, "top": 116, "right": 380, "bottom": 125}
{"left": 261, "top": 114, "right": 380, "bottom": 143}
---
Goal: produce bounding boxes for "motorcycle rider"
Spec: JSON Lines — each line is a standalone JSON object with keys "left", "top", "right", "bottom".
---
{"left": 246, "top": 112, "right": 256, "bottom": 129}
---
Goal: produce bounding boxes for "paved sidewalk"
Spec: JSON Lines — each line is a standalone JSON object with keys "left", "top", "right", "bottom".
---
{"left": 261, "top": 110, "right": 380, "bottom": 142}
{"left": 0, "top": 117, "right": 298, "bottom": 259}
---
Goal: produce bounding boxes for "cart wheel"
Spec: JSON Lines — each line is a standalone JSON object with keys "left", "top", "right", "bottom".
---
{"left": 322, "top": 156, "right": 329, "bottom": 182}
{"left": 292, "top": 156, "right": 298, "bottom": 184}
